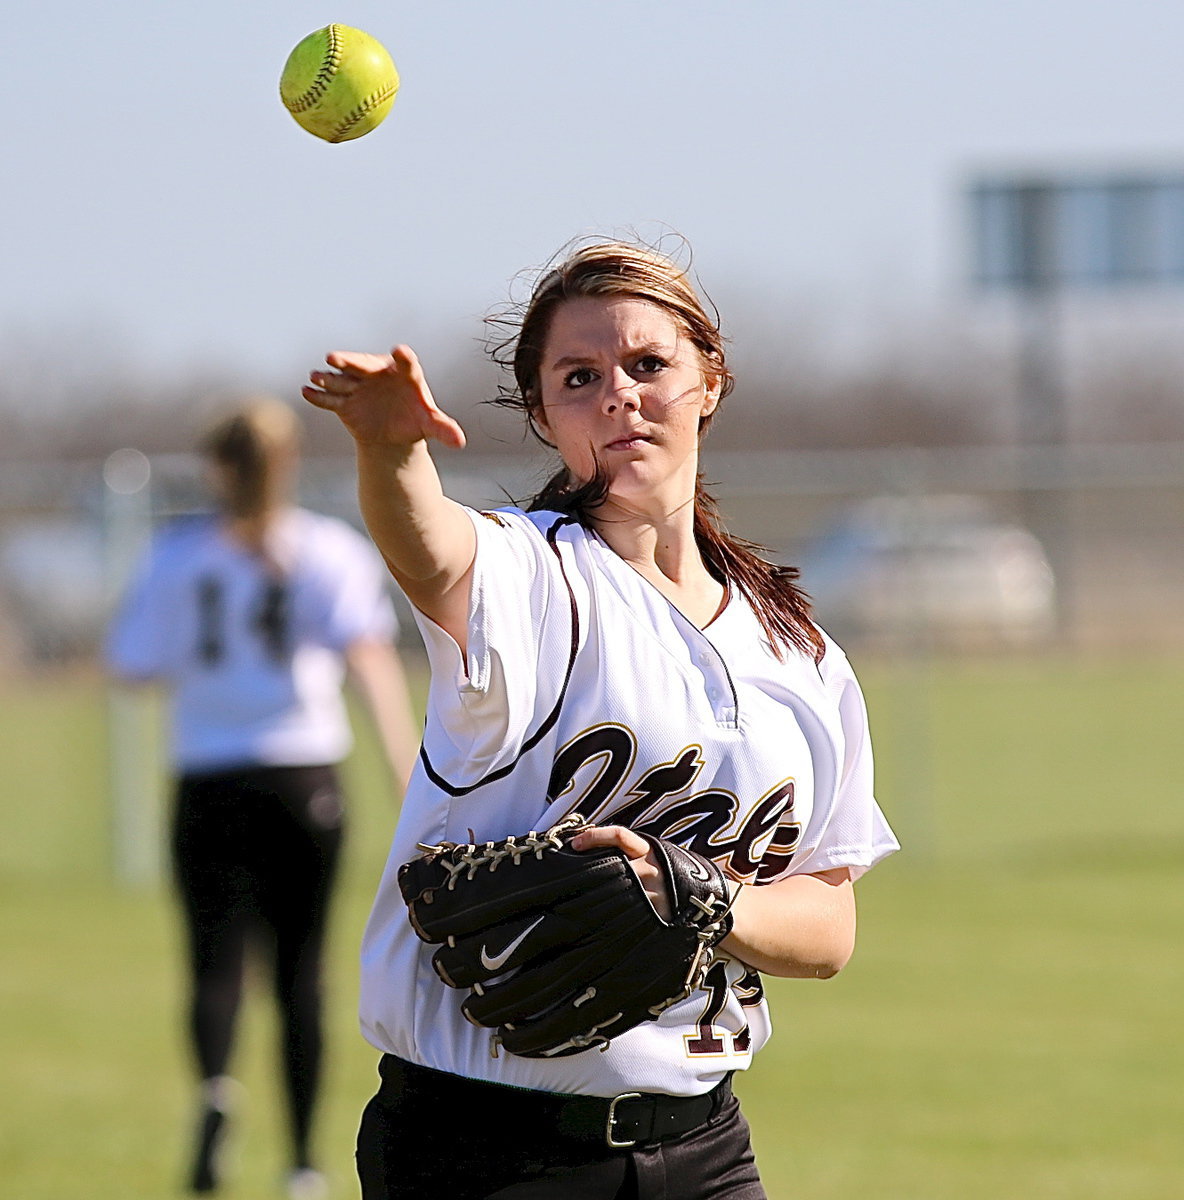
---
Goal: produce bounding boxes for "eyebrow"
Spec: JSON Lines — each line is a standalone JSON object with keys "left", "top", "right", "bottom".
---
{"left": 547, "top": 342, "right": 678, "bottom": 370}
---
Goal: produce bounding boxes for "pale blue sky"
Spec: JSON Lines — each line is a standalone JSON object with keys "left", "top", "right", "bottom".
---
{"left": 5, "top": 0, "right": 1184, "bottom": 391}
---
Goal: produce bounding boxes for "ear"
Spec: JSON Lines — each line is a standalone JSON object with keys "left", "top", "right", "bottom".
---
{"left": 527, "top": 397, "right": 558, "bottom": 448}
{"left": 701, "top": 373, "right": 723, "bottom": 418}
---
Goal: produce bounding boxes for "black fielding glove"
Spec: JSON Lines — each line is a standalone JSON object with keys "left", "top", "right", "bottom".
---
{"left": 397, "top": 814, "right": 737, "bottom": 1058}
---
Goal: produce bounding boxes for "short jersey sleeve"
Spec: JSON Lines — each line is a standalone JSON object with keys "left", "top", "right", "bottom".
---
{"left": 779, "top": 636, "right": 899, "bottom": 882}
{"left": 411, "top": 507, "right": 578, "bottom": 785}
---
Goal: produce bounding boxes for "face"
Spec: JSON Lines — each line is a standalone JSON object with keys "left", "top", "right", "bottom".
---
{"left": 533, "top": 296, "right": 720, "bottom": 511}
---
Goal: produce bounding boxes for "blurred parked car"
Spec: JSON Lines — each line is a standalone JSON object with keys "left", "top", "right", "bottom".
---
{"left": 0, "top": 517, "right": 110, "bottom": 663}
{"left": 795, "top": 494, "right": 1056, "bottom": 647}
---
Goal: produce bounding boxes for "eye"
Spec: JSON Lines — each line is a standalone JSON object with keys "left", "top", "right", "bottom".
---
{"left": 563, "top": 367, "right": 597, "bottom": 389}
{"left": 634, "top": 354, "right": 668, "bottom": 376}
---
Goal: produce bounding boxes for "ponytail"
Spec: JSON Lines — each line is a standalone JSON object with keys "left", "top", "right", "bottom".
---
{"left": 689, "top": 481, "right": 824, "bottom": 662}
{"left": 199, "top": 398, "right": 300, "bottom": 554}
{"left": 200, "top": 398, "right": 299, "bottom": 517}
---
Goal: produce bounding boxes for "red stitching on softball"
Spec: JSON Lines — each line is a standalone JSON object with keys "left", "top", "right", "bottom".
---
{"left": 287, "top": 24, "right": 344, "bottom": 114}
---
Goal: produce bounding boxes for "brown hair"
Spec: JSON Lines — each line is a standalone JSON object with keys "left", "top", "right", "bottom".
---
{"left": 198, "top": 397, "right": 301, "bottom": 548}
{"left": 487, "top": 239, "right": 824, "bottom": 661}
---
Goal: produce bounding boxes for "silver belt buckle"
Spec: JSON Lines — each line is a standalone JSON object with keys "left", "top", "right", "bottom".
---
{"left": 605, "top": 1091, "right": 643, "bottom": 1148}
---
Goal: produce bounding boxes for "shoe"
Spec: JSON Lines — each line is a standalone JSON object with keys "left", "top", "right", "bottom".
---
{"left": 187, "top": 1076, "right": 241, "bottom": 1193}
{"left": 286, "top": 1167, "right": 329, "bottom": 1199}
{"left": 189, "top": 1105, "right": 227, "bottom": 1193}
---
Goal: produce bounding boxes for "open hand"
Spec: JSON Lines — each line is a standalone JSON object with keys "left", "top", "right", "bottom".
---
{"left": 302, "top": 344, "right": 466, "bottom": 450}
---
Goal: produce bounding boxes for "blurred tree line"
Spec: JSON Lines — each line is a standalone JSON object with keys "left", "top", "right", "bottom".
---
{"left": 2, "top": 291, "right": 1183, "bottom": 674}
{"left": 3, "top": 293, "right": 1183, "bottom": 462}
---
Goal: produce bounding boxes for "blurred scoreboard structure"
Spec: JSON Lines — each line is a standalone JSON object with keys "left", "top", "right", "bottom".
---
{"left": 964, "top": 168, "right": 1184, "bottom": 637}
{"left": 965, "top": 168, "right": 1184, "bottom": 447}
{"left": 968, "top": 170, "right": 1184, "bottom": 290}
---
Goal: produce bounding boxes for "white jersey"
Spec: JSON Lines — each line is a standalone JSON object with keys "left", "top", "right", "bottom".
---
{"left": 359, "top": 506, "right": 898, "bottom": 1098}
{"left": 105, "top": 507, "right": 398, "bottom": 772}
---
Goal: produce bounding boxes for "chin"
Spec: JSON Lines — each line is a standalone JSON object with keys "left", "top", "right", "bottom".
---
{"left": 604, "top": 473, "right": 665, "bottom": 507}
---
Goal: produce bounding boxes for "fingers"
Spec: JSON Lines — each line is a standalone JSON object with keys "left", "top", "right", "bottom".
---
{"left": 311, "top": 346, "right": 409, "bottom": 395}
{"left": 301, "top": 371, "right": 356, "bottom": 414}
{"left": 301, "top": 343, "right": 468, "bottom": 450}
{"left": 306, "top": 369, "right": 358, "bottom": 396}
{"left": 301, "top": 387, "right": 336, "bottom": 414}
{"left": 573, "top": 826, "right": 673, "bottom": 921}
{"left": 389, "top": 343, "right": 422, "bottom": 378}
{"left": 427, "top": 408, "right": 467, "bottom": 450}
{"left": 309, "top": 346, "right": 429, "bottom": 397}
{"left": 382, "top": 345, "right": 468, "bottom": 449}
{"left": 302, "top": 352, "right": 379, "bottom": 411}
{"left": 572, "top": 826, "right": 673, "bottom": 919}
{"left": 571, "top": 825, "right": 650, "bottom": 860}
{"left": 325, "top": 349, "right": 400, "bottom": 375}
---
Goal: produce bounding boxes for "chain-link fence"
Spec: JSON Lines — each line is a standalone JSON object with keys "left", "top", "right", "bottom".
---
{"left": 1, "top": 442, "right": 1182, "bottom": 675}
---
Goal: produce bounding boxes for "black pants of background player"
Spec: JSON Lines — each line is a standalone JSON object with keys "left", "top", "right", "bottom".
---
{"left": 356, "top": 1056, "right": 768, "bottom": 1200}
{"left": 173, "top": 763, "right": 344, "bottom": 1183}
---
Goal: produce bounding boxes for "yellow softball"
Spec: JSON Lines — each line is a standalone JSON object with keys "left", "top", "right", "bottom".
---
{"left": 279, "top": 25, "right": 399, "bottom": 143}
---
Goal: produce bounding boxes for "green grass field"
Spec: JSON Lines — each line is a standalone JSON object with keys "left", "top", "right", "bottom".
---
{"left": 2, "top": 652, "right": 1182, "bottom": 1198}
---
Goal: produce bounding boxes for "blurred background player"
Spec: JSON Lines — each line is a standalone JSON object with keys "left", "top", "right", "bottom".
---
{"left": 105, "top": 397, "right": 420, "bottom": 1198}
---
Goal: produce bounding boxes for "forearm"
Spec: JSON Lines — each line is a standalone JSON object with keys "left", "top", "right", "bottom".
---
{"left": 571, "top": 824, "right": 858, "bottom": 981}
{"left": 356, "top": 441, "right": 476, "bottom": 635}
{"left": 723, "top": 868, "right": 856, "bottom": 979}
{"left": 356, "top": 440, "right": 469, "bottom": 582}
{"left": 304, "top": 344, "right": 476, "bottom": 637}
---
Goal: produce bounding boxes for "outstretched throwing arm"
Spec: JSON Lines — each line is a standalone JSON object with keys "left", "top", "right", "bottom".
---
{"left": 303, "top": 345, "right": 476, "bottom": 649}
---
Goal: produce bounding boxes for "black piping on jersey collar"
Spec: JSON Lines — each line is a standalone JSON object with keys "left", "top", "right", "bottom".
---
{"left": 418, "top": 514, "right": 582, "bottom": 798}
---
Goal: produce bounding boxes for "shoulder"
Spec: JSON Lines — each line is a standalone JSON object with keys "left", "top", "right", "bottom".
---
{"left": 469, "top": 506, "right": 586, "bottom": 551}
{"left": 474, "top": 505, "right": 568, "bottom": 533}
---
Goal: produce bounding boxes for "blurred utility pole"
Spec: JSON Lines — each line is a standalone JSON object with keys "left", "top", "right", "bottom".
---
{"left": 1009, "top": 184, "right": 1068, "bottom": 447}
{"left": 970, "top": 178, "right": 1071, "bottom": 636}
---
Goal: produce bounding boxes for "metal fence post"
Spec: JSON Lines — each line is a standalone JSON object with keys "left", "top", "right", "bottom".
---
{"left": 101, "top": 449, "right": 162, "bottom": 888}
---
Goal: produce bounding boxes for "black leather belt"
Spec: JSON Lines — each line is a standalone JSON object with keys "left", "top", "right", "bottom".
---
{"left": 555, "top": 1078, "right": 731, "bottom": 1148}
{"left": 378, "top": 1055, "right": 732, "bottom": 1150}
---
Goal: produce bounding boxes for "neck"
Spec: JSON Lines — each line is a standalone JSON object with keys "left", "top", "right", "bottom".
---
{"left": 591, "top": 496, "right": 723, "bottom": 622}
{"left": 594, "top": 503, "right": 725, "bottom": 629}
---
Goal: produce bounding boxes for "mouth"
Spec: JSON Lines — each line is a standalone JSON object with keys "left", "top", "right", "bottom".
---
{"left": 604, "top": 433, "right": 653, "bottom": 452}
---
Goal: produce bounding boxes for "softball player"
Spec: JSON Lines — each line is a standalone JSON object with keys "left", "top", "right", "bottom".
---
{"left": 304, "top": 240, "right": 899, "bottom": 1199}
{"left": 105, "top": 398, "right": 421, "bottom": 1198}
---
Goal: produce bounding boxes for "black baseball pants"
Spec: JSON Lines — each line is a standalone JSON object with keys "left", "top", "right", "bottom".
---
{"left": 172, "top": 762, "right": 344, "bottom": 1167}
{"left": 355, "top": 1055, "right": 768, "bottom": 1199}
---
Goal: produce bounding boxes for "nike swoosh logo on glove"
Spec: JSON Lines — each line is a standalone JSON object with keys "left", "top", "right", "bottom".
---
{"left": 480, "top": 916, "right": 546, "bottom": 972}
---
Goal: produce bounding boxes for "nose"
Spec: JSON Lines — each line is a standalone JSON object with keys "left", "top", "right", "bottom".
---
{"left": 602, "top": 368, "right": 640, "bottom": 415}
